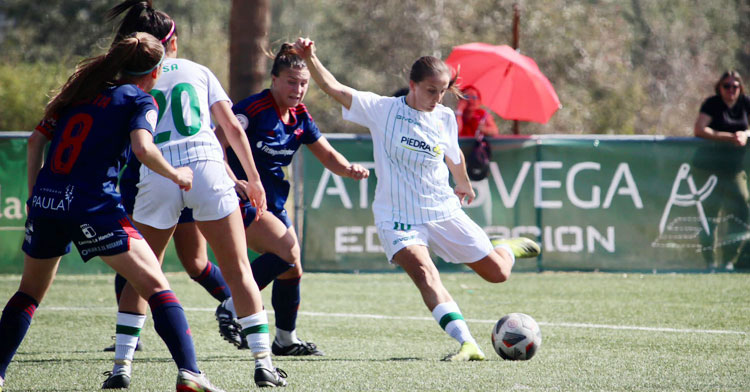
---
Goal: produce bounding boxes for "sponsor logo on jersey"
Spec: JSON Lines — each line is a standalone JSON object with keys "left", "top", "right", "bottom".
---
{"left": 256, "top": 141, "right": 295, "bottom": 157}
{"left": 395, "top": 114, "right": 420, "bottom": 125}
{"left": 31, "top": 195, "right": 69, "bottom": 212}
{"left": 399, "top": 136, "right": 442, "bottom": 157}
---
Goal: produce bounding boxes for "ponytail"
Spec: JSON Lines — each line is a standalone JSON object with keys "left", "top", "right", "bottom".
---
{"left": 44, "top": 32, "right": 164, "bottom": 119}
{"left": 108, "top": 0, "right": 176, "bottom": 46}
{"left": 269, "top": 42, "right": 306, "bottom": 77}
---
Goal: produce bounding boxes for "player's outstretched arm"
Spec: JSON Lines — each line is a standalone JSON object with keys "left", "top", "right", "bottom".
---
{"left": 307, "top": 136, "right": 369, "bottom": 180}
{"left": 130, "top": 128, "right": 193, "bottom": 190}
{"left": 211, "top": 100, "right": 267, "bottom": 216}
{"left": 294, "top": 37, "right": 355, "bottom": 110}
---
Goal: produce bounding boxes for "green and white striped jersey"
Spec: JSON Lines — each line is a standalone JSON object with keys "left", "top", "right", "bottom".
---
{"left": 141, "top": 58, "right": 228, "bottom": 176}
{"left": 343, "top": 90, "right": 463, "bottom": 225}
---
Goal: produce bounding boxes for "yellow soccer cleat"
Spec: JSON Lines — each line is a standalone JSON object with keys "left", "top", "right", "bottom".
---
{"left": 491, "top": 237, "right": 541, "bottom": 259}
{"left": 443, "top": 341, "right": 486, "bottom": 362}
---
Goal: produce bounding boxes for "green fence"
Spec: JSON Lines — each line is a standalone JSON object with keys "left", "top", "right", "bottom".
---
{"left": 299, "top": 135, "right": 750, "bottom": 272}
{"left": 2, "top": 133, "right": 748, "bottom": 273}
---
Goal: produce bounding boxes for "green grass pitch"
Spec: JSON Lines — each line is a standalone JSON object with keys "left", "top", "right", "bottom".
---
{"left": 0, "top": 270, "right": 748, "bottom": 391}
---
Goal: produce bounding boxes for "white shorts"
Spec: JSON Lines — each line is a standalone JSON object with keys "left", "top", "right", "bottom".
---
{"left": 133, "top": 160, "right": 237, "bottom": 229}
{"left": 376, "top": 210, "right": 493, "bottom": 264}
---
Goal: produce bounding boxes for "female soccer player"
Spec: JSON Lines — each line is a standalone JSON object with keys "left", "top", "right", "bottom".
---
{"left": 0, "top": 32, "right": 222, "bottom": 392}
{"left": 102, "top": 153, "right": 237, "bottom": 355}
{"left": 294, "top": 37, "right": 540, "bottom": 361}
{"left": 219, "top": 43, "right": 369, "bottom": 355}
{"left": 103, "top": 1, "right": 286, "bottom": 388}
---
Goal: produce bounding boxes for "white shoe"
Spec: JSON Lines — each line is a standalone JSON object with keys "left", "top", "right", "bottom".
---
{"left": 176, "top": 369, "right": 225, "bottom": 392}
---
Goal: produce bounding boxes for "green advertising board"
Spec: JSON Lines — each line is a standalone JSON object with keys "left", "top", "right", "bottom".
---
{"left": 299, "top": 135, "right": 750, "bottom": 272}
{"left": 1, "top": 133, "right": 748, "bottom": 273}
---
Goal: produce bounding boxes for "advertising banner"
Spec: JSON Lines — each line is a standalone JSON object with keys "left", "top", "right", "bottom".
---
{"left": 300, "top": 135, "right": 750, "bottom": 272}
{"left": 1, "top": 133, "right": 748, "bottom": 273}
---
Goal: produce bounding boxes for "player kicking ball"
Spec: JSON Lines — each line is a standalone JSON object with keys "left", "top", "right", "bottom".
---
{"left": 294, "top": 37, "right": 540, "bottom": 361}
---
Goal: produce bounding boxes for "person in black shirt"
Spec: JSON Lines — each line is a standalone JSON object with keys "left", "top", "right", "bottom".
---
{"left": 693, "top": 70, "right": 750, "bottom": 271}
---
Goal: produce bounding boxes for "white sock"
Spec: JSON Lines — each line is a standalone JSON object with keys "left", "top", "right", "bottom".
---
{"left": 113, "top": 312, "right": 145, "bottom": 373}
{"left": 237, "top": 311, "right": 273, "bottom": 368}
{"left": 431, "top": 302, "right": 475, "bottom": 345}
{"left": 224, "top": 297, "right": 236, "bottom": 318}
{"left": 274, "top": 328, "right": 300, "bottom": 346}
{"left": 495, "top": 244, "right": 516, "bottom": 266}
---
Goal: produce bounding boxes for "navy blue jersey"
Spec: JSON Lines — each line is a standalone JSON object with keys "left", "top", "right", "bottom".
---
{"left": 31, "top": 84, "right": 158, "bottom": 217}
{"left": 227, "top": 89, "right": 322, "bottom": 212}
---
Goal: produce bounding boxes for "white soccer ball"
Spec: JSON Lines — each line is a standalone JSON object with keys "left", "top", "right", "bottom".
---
{"left": 491, "top": 313, "right": 542, "bottom": 360}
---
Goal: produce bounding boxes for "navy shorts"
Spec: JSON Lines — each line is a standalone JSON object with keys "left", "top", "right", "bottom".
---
{"left": 240, "top": 199, "right": 292, "bottom": 229}
{"left": 22, "top": 208, "right": 143, "bottom": 262}
{"left": 120, "top": 179, "right": 194, "bottom": 224}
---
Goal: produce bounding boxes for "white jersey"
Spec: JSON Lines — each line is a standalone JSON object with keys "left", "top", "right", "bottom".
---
{"left": 141, "top": 58, "right": 229, "bottom": 176}
{"left": 342, "top": 90, "right": 463, "bottom": 225}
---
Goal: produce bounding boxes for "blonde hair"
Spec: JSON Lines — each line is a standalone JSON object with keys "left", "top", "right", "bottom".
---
{"left": 45, "top": 32, "right": 163, "bottom": 119}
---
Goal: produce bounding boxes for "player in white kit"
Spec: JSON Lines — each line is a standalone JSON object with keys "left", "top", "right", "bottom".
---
{"left": 102, "top": 1, "right": 286, "bottom": 388}
{"left": 294, "top": 37, "right": 541, "bottom": 361}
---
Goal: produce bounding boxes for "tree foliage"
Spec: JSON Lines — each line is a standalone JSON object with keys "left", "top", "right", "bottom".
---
{"left": 1, "top": 0, "right": 748, "bottom": 135}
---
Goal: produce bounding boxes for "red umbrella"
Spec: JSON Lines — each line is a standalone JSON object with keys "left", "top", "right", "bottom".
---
{"left": 445, "top": 43, "right": 561, "bottom": 124}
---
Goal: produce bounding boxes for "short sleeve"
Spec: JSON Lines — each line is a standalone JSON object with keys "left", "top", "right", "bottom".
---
{"left": 301, "top": 116, "right": 322, "bottom": 145}
{"left": 34, "top": 117, "right": 56, "bottom": 139}
{"left": 443, "top": 110, "right": 462, "bottom": 164}
{"left": 129, "top": 92, "right": 159, "bottom": 135}
{"left": 342, "top": 90, "right": 388, "bottom": 130}
{"left": 699, "top": 96, "right": 717, "bottom": 116}
{"left": 205, "top": 67, "right": 231, "bottom": 107}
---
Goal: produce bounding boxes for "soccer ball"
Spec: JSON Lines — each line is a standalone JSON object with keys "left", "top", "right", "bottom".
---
{"left": 491, "top": 313, "right": 542, "bottom": 360}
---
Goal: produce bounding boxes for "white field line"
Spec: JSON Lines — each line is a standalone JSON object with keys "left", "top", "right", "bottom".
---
{"left": 0, "top": 226, "right": 24, "bottom": 231}
{"left": 40, "top": 306, "right": 747, "bottom": 336}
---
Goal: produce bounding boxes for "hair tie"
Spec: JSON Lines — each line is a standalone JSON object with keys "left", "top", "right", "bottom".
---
{"left": 122, "top": 49, "right": 165, "bottom": 76}
{"left": 161, "top": 20, "right": 176, "bottom": 43}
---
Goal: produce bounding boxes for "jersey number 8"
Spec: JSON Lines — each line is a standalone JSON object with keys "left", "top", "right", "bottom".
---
{"left": 51, "top": 113, "right": 93, "bottom": 174}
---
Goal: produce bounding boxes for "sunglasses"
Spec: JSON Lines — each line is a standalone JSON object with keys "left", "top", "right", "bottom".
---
{"left": 722, "top": 83, "right": 740, "bottom": 90}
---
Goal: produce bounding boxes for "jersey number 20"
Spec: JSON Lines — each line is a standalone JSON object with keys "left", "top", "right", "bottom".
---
{"left": 151, "top": 83, "right": 201, "bottom": 143}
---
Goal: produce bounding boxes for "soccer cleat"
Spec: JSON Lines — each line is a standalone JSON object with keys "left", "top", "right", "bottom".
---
{"left": 101, "top": 368, "right": 131, "bottom": 389}
{"left": 176, "top": 369, "right": 225, "bottom": 392}
{"left": 215, "top": 300, "right": 245, "bottom": 349}
{"left": 103, "top": 337, "right": 143, "bottom": 352}
{"left": 271, "top": 339, "right": 324, "bottom": 356}
{"left": 254, "top": 366, "right": 288, "bottom": 388}
{"left": 443, "top": 341, "right": 486, "bottom": 362}
{"left": 490, "top": 237, "right": 541, "bottom": 259}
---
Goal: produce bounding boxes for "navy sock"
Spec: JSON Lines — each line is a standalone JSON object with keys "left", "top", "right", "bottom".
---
{"left": 0, "top": 291, "right": 38, "bottom": 379}
{"left": 191, "top": 262, "right": 230, "bottom": 302}
{"left": 114, "top": 273, "right": 127, "bottom": 304}
{"left": 147, "top": 290, "right": 198, "bottom": 373}
{"left": 251, "top": 253, "right": 293, "bottom": 290}
{"left": 272, "top": 277, "right": 301, "bottom": 331}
